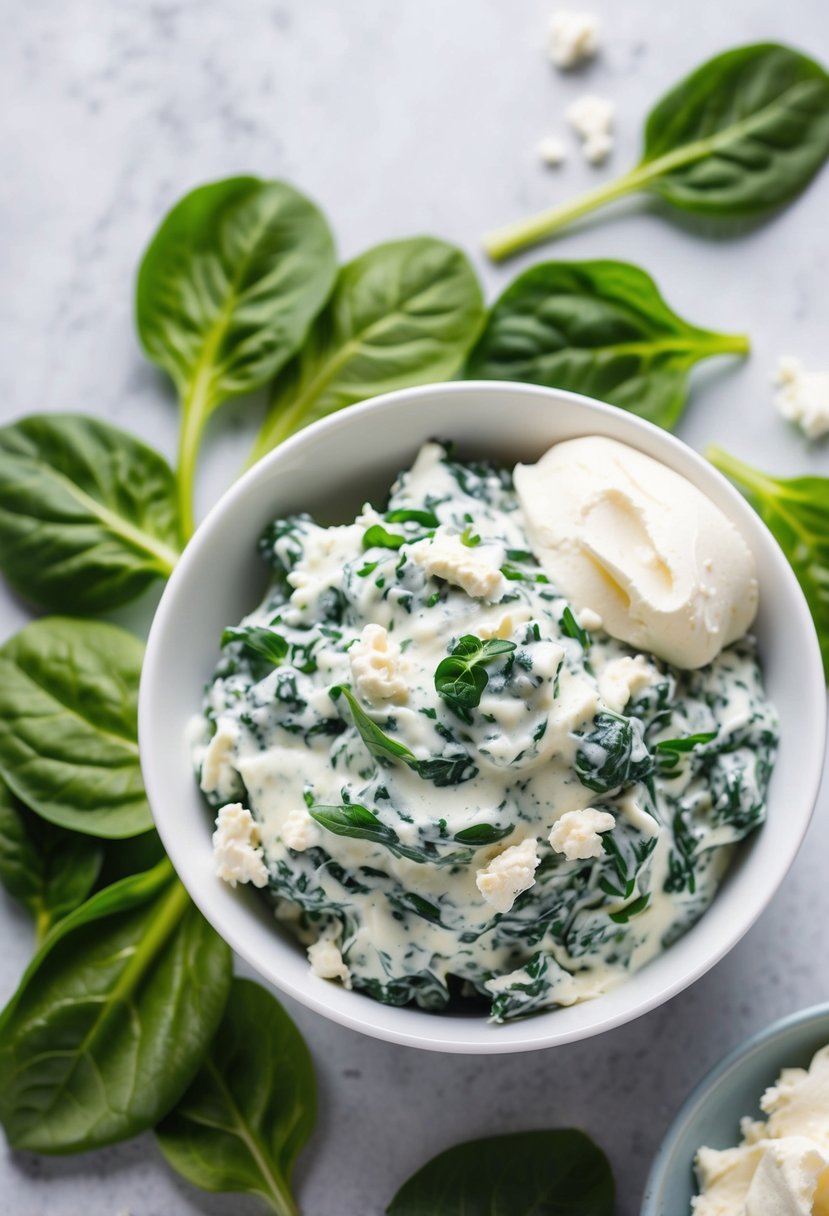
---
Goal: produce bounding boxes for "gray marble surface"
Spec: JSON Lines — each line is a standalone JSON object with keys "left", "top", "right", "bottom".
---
{"left": 2, "top": 1, "right": 828, "bottom": 1212}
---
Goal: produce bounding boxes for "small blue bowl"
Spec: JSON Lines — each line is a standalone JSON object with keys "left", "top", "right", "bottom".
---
{"left": 642, "top": 1003, "right": 829, "bottom": 1214}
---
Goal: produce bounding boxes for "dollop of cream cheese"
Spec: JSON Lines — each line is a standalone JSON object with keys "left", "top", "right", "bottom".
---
{"left": 515, "top": 436, "right": 758, "bottom": 669}
{"left": 693, "top": 1045, "right": 829, "bottom": 1215}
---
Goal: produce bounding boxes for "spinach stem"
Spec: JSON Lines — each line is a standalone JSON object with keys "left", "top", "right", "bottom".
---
{"left": 705, "top": 445, "right": 775, "bottom": 498}
{"left": 177, "top": 371, "right": 213, "bottom": 540}
{"left": 482, "top": 166, "right": 651, "bottom": 261}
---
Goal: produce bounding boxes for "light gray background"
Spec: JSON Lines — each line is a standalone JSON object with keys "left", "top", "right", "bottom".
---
{"left": 2, "top": 1, "right": 828, "bottom": 1213}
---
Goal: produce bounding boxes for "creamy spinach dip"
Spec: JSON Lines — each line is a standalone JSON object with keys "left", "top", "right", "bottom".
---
{"left": 192, "top": 442, "right": 778, "bottom": 1021}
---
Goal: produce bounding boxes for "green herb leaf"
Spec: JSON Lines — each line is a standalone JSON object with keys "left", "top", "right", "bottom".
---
{"left": 250, "top": 237, "right": 485, "bottom": 459}
{"left": 0, "top": 778, "right": 102, "bottom": 942}
{"left": 483, "top": 43, "right": 829, "bottom": 258}
{"left": 0, "top": 859, "right": 232, "bottom": 1152}
{"left": 707, "top": 446, "right": 829, "bottom": 679}
{"left": 465, "top": 261, "right": 748, "bottom": 429}
{"left": 386, "top": 1129, "right": 614, "bottom": 1215}
{"left": 156, "top": 978, "right": 315, "bottom": 1216}
{"left": 0, "top": 618, "right": 150, "bottom": 838}
{"left": 0, "top": 413, "right": 181, "bottom": 612}
{"left": 655, "top": 731, "right": 719, "bottom": 752}
{"left": 309, "top": 803, "right": 402, "bottom": 851}
{"left": 336, "top": 687, "right": 417, "bottom": 766}
{"left": 435, "top": 636, "right": 516, "bottom": 711}
{"left": 136, "top": 177, "right": 336, "bottom": 535}
{"left": 453, "top": 823, "right": 514, "bottom": 846}
{"left": 222, "top": 625, "right": 289, "bottom": 666}
{"left": 561, "top": 605, "right": 592, "bottom": 650}
{"left": 385, "top": 508, "right": 440, "bottom": 527}
{"left": 363, "top": 524, "right": 407, "bottom": 551}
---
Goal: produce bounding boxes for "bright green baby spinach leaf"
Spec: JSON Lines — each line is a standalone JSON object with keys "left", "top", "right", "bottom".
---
{"left": 0, "top": 858, "right": 232, "bottom": 1153}
{"left": 222, "top": 625, "right": 290, "bottom": 666}
{"left": 483, "top": 43, "right": 829, "bottom": 258}
{"left": 386, "top": 1129, "right": 614, "bottom": 1215}
{"left": 136, "top": 176, "right": 337, "bottom": 535}
{"left": 560, "top": 606, "right": 592, "bottom": 650}
{"left": 0, "top": 778, "right": 102, "bottom": 941}
{"left": 465, "top": 261, "right": 748, "bottom": 429}
{"left": 435, "top": 635, "right": 516, "bottom": 712}
{"left": 0, "top": 413, "right": 181, "bottom": 613}
{"left": 250, "top": 237, "right": 485, "bottom": 460}
{"left": 363, "top": 524, "right": 407, "bottom": 551}
{"left": 707, "top": 445, "right": 829, "bottom": 679}
{"left": 0, "top": 617, "right": 150, "bottom": 838}
{"left": 156, "top": 978, "right": 315, "bottom": 1216}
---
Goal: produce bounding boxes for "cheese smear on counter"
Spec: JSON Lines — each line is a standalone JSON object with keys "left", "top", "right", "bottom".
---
{"left": 192, "top": 440, "right": 777, "bottom": 1021}
{"left": 693, "top": 1046, "right": 829, "bottom": 1215}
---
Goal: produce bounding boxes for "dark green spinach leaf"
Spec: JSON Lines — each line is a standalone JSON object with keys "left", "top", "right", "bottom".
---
{"left": 136, "top": 177, "right": 337, "bottom": 535}
{"left": 575, "top": 712, "right": 653, "bottom": 794}
{"left": 157, "top": 978, "right": 315, "bottom": 1216}
{"left": 386, "top": 1129, "right": 614, "bottom": 1215}
{"left": 251, "top": 237, "right": 485, "bottom": 459}
{"left": 0, "top": 778, "right": 102, "bottom": 941}
{"left": 484, "top": 43, "right": 829, "bottom": 258}
{"left": 0, "top": 618, "right": 150, "bottom": 838}
{"left": 222, "top": 625, "right": 289, "bottom": 666}
{"left": 465, "top": 261, "right": 748, "bottom": 429}
{"left": 0, "top": 413, "right": 181, "bottom": 612}
{"left": 435, "top": 636, "right": 516, "bottom": 711}
{"left": 0, "top": 859, "right": 231, "bottom": 1152}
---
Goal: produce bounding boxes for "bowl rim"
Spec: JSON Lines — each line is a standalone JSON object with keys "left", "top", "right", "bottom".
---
{"left": 139, "top": 379, "right": 826, "bottom": 1053}
{"left": 641, "top": 1000, "right": 829, "bottom": 1213}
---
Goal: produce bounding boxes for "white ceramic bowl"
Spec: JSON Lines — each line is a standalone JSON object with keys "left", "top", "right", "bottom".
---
{"left": 139, "top": 381, "right": 826, "bottom": 1054}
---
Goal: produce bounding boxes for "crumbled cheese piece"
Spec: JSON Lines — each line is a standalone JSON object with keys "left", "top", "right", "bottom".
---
{"left": 307, "top": 937, "right": 352, "bottom": 987}
{"left": 548, "top": 10, "right": 600, "bottom": 68}
{"left": 212, "top": 803, "right": 269, "bottom": 888}
{"left": 598, "top": 655, "right": 657, "bottom": 713}
{"left": 775, "top": 356, "right": 829, "bottom": 439}
{"left": 281, "top": 807, "right": 320, "bottom": 852}
{"left": 566, "top": 95, "right": 614, "bottom": 163}
{"left": 583, "top": 130, "right": 613, "bottom": 164}
{"left": 538, "top": 135, "right": 568, "bottom": 167}
{"left": 349, "top": 622, "right": 408, "bottom": 704}
{"left": 578, "top": 607, "right": 603, "bottom": 631}
{"left": 408, "top": 528, "right": 506, "bottom": 601}
{"left": 694, "top": 1045, "right": 829, "bottom": 1214}
{"left": 476, "top": 838, "right": 540, "bottom": 913}
{"left": 549, "top": 807, "right": 615, "bottom": 860}
{"left": 199, "top": 722, "right": 238, "bottom": 795}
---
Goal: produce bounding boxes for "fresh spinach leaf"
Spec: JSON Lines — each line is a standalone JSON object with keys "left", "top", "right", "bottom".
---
{"left": 385, "top": 508, "right": 440, "bottom": 527}
{"left": 0, "top": 413, "right": 182, "bottom": 613}
{"left": 136, "top": 177, "right": 337, "bottom": 535}
{"left": 222, "top": 625, "right": 289, "bottom": 665}
{"left": 156, "top": 978, "right": 315, "bottom": 1216}
{"left": 386, "top": 1129, "right": 614, "bottom": 1215}
{"left": 435, "top": 636, "right": 516, "bottom": 711}
{"left": 250, "top": 237, "right": 485, "bottom": 459}
{"left": 0, "top": 618, "right": 150, "bottom": 838}
{"left": 465, "top": 261, "right": 748, "bottom": 429}
{"left": 483, "top": 43, "right": 829, "bottom": 258}
{"left": 655, "top": 730, "right": 718, "bottom": 770}
{"left": 707, "top": 445, "right": 829, "bottom": 679}
{"left": 0, "top": 778, "right": 102, "bottom": 941}
{"left": 0, "top": 858, "right": 232, "bottom": 1152}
